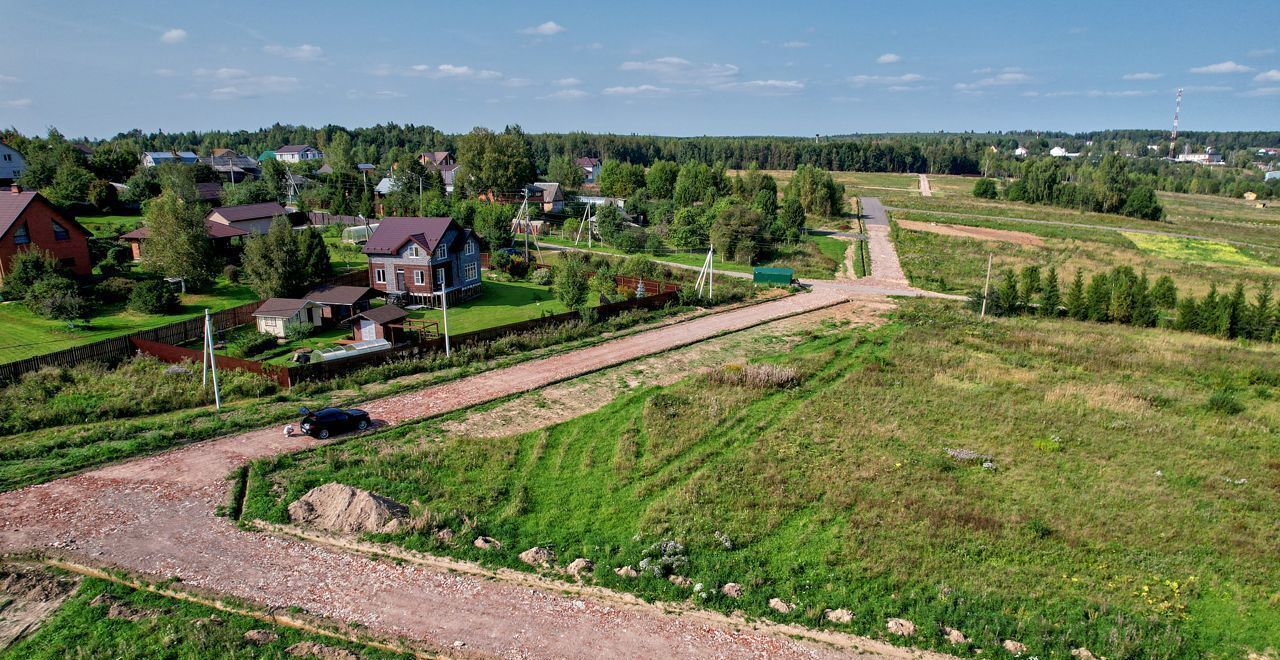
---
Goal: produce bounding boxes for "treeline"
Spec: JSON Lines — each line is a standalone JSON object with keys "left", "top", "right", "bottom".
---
{"left": 972, "top": 264, "right": 1279, "bottom": 343}
{"left": 975, "top": 155, "right": 1164, "bottom": 220}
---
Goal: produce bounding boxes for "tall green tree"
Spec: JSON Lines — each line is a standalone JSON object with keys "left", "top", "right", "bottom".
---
{"left": 456, "top": 126, "right": 536, "bottom": 196}
{"left": 1065, "top": 269, "right": 1087, "bottom": 320}
{"left": 297, "top": 228, "right": 332, "bottom": 281}
{"left": 325, "top": 131, "right": 355, "bottom": 176}
{"left": 645, "top": 160, "right": 679, "bottom": 199}
{"left": 140, "top": 190, "right": 216, "bottom": 289}
{"left": 1039, "top": 266, "right": 1061, "bottom": 317}
{"left": 547, "top": 155, "right": 586, "bottom": 189}
{"left": 553, "top": 255, "right": 590, "bottom": 311}
{"left": 241, "top": 215, "right": 304, "bottom": 298}
{"left": 1085, "top": 272, "right": 1111, "bottom": 322}
{"left": 597, "top": 161, "right": 646, "bottom": 198}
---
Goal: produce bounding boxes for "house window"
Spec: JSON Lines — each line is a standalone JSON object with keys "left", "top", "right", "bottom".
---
{"left": 13, "top": 223, "right": 29, "bottom": 245}
{"left": 465, "top": 263, "right": 478, "bottom": 281}
{"left": 407, "top": 245, "right": 420, "bottom": 258}
{"left": 2, "top": 154, "right": 10, "bottom": 161}
{"left": 414, "top": 270, "right": 425, "bottom": 285}
{"left": 434, "top": 244, "right": 448, "bottom": 260}
{"left": 51, "top": 220, "right": 70, "bottom": 241}
{"left": 374, "top": 268, "right": 386, "bottom": 284}
{"left": 435, "top": 267, "right": 446, "bottom": 290}
{"left": 464, "top": 240, "right": 477, "bottom": 256}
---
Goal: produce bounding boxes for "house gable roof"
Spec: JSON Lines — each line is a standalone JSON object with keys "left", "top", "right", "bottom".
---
{"left": 209, "top": 202, "right": 288, "bottom": 224}
{"left": 574, "top": 156, "right": 601, "bottom": 168}
{"left": 120, "top": 218, "right": 248, "bottom": 241}
{"left": 347, "top": 304, "right": 408, "bottom": 325}
{"left": 304, "top": 285, "right": 375, "bottom": 306}
{"left": 253, "top": 298, "right": 320, "bottom": 318}
{"left": 0, "top": 189, "right": 90, "bottom": 241}
{"left": 362, "top": 216, "right": 456, "bottom": 255}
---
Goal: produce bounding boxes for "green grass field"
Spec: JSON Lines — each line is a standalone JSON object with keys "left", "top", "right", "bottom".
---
{"left": 1123, "top": 232, "right": 1273, "bottom": 269}
{"left": 537, "top": 233, "right": 839, "bottom": 279}
{"left": 75, "top": 213, "right": 141, "bottom": 238}
{"left": 405, "top": 278, "right": 591, "bottom": 336}
{"left": 243, "top": 300, "right": 1280, "bottom": 658}
{"left": 0, "top": 278, "right": 259, "bottom": 364}
{"left": 3, "top": 573, "right": 404, "bottom": 659}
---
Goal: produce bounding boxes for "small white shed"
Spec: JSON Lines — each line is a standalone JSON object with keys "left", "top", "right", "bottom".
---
{"left": 253, "top": 298, "right": 325, "bottom": 337}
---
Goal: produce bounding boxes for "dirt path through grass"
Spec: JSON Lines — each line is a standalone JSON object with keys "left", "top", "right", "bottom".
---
{"left": 918, "top": 174, "right": 932, "bottom": 197}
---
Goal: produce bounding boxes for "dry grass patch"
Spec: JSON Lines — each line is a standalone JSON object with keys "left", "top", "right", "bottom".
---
{"left": 1044, "top": 382, "right": 1152, "bottom": 414}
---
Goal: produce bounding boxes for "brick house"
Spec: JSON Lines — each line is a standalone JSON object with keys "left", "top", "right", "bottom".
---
{"left": 362, "top": 216, "right": 482, "bottom": 307}
{"left": 0, "top": 185, "right": 92, "bottom": 282}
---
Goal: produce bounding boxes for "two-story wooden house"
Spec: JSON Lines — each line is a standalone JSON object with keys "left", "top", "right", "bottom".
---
{"left": 362, "top": 216, "right": 482, "bottom": 307}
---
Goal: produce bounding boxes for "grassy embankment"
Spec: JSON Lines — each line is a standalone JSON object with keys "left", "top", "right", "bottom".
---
{"left": 3, "top": 575, "right": 406, "bottom": 659}
{"left": 242, "top": 300, "right": 1280, "bottom": 658}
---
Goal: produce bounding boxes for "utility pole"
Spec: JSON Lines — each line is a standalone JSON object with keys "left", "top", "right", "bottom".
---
{"left": 203, "top": 309, "right": 221, "bottom": 410}
{"left": 441, "top": 286, "right": 451, "bottom": 357}
{"left": 980, "top": 254, "right": 993, "bottom": 319}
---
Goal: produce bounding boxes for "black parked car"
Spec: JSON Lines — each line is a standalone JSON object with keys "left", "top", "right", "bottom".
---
{"left": 299, "top": 407, "right": 371, "bottom": 439}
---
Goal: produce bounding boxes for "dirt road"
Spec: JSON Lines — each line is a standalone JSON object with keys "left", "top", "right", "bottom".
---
{"left": 918, "top": 174, "right": 932, "bottom": 197}
{"left": 0, "top": 287, "right": 944, "bottom": 659}
{"left": 895, "top": 219, "right": 1044, "bottom": 247}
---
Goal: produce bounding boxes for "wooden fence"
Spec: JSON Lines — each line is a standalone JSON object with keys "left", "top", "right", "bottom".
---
{"left": 0, "top": 269, "right": 368, "bottom": 384}
{"left": 283, "top": 289, "right": 678, "bottom": 385}
{"left": 130, "top": 337, "right": 292, "bottom": 388}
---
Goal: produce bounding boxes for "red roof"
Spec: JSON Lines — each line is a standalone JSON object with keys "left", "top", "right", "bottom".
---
{"left": 0, "top": 189, "right": 90, "bottom": 241}
{"left": 121, "top": 218, "right": 249, "bottom": 241}
{"left": 362, "top": 216, "right": 455, "bottom": 255}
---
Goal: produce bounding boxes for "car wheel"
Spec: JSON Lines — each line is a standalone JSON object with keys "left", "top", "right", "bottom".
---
{"left": 357, "top": 419, "right": 369, "bottom": 430}
{"left": 318, "top": 429, "right": 330, "bottom": 440}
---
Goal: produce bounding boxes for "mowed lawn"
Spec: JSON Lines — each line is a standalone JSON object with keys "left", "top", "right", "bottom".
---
{"left": 75, "top": 213, "right": 141, "bottom": 237}
{"left": 405, "top": 278, "right": 593, "bottom": 336}
{"left": 0, "top": 279, "right": 259, "bottom": 364}
{"left": 244, "top": 301, "right": 1280, "bottom": 658}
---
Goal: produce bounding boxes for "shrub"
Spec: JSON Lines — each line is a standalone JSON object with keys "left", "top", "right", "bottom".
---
{"left": 127, "top": 279, "right": 179, "bottom": 314}
{"left": 26, "top": 275, "right": 86, "bottom": 322}
{"left": 506, "top": 255, "right": 530, "bottom": 279}
{"left": 95, "top": 276, "right": 137, "bottom": 303}
{"left": 973, "top": 178, "right": 998, "bottom": 199}
{"left": 223, "top": 264, "right": 241, "bottom": 284}
{"left": 490, "top": 250, "right": 512, "bottom": 272}
{"left": 284, "top": 320, "right": 313, "bottom": 342}
{"left": 1206, "top": 390, "right": 1244, "bottom": 415}
{"left": 226, "top": 330, "right": 278, "bottom": 359}
{"left": 529, "top": 267, "right": 553, "bottom": 286}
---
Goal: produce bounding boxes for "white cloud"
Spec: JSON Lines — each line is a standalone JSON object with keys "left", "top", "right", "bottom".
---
{"left": 849, "top": 73, "right": 925, "bottom": 86}
{"left": 1254, "top": 69, "right": 1280, "bottom": 82}
{"left": 1123, "top": 72, "right": 1162, "bottom": 80}
{"left": 194, "top": 68, "right": 299, "bottom": 100}
{"left": 782, "top": 41, "right": 809, "bottom": 49}
{"left": 1086, "top": 89, "right": 1155, "bottom": 97}
{"left": 346, "top": 89, "right": 406, "bottom": 100}
{"left": 540, "top": 89, "right": 590, "bottom": 100}
{"left": 1241, "top": 87, "right": 1280, "bottom": 97}
{"left": 954, "top": 71, "right": 1032, "bottom": 90}
{"left": 619, "top": 57, "right": 739, "bottom": 86}
{"left": 553, "top": 77, "right": 582, "bottom": 86}
{"left": 264, "top": 44, "right": 324, "bottom": 62}
{"left": 4, "top": 98, "right": 32, "bottom": 108}
{"left": 716, "top": 79, "right": 805, "bottom": 94}
{"left": 408, "top": 64, "right": 502, "bottom": 80}
{"left": 887, "top": 85, "right": 928, "bottom": 92}
{"left": 602, "top": 84, "right": 672, "bottom": 96}
{"left": 876, "top": 53, "right": 901, "bottom": 64}
{"left": 160, "top": 28, "right": 187, "bottom": 44}
{"left": 195, "top": 67, "right": 248, "bottom": 80}
{"left": 0, "top": 74, "right": 19, "bottom": 85}
{"left": 971, "top": 67, "right": 993, "bottom": 74}
{"left": 1247, "top": 48, "right": 1276, "bottom": 58}
{"left": 1189, "top": 60, "right": 1251, "bottom": 74}
{"left": 520, "top": 21, "right": 565, "bottom": 36}
{"left": 154, "top": 68, "right": 175, "bottom": 77}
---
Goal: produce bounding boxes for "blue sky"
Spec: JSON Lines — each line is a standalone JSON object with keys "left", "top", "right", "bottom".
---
{"left": 3, "top": 0, "right": 1278, "bottom": 139}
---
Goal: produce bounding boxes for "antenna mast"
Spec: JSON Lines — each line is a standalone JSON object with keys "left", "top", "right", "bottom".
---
{"left": 1168, "top": 88, "right": 1183, "bottom": 159}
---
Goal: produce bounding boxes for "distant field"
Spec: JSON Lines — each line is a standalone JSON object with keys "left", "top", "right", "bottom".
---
{"left": 244, "top": 301, "right": 1280, "bottom": 659}
{"left": 891, "top": 210, "right": 1280, "bottom": 297}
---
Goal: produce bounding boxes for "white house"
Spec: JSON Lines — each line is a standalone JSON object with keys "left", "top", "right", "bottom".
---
{"left": 273, "top": 144, "right": 324, "bottom": 163}
{"left": 1013, "top": 146, "right": 1029, "bottom": 158}
{"left": 0, "top": 143, "right": 25, "bottom": 181}
{"left": 253, "top": 298, "right": 325, "bottom": 338}
{"left": 574, "top": 157, "right": 602, "bottom": 183}
{"left": 143, "top": 151, "right": 199, "bottom": 167}
{"left": 1049, "top": 146, "right": 1068, "bottom": 157}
